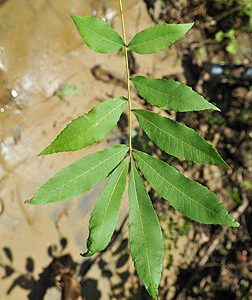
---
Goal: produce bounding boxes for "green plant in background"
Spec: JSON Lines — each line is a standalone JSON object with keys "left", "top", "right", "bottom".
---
{"left": 215, "top": 0, "right": 252, "bottom": 58}
{"left": 27, "top": 1, "right": 239, "bottom": 298}
{"left": 215, "top": 29, "right": 237, "bottom": 55}
{"left": 231, "top": 186, "right": 242, "bottom": 204}
{"left": 243, "top": 180, "right": 252, "bottom": 190}
{"left": 242, "top": 0, "right": 252, "bottom": 30}
{"left": 218, "top": 0, "right": 252, "bottom": 31}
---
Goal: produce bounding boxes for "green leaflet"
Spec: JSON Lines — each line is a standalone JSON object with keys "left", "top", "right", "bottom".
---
{"left": 128, "top": 23, "right": 193, "bottom": 54}
{"left": 131, "top": 76, "right": 219, "bottom": 112}
{"left": 133, "top": 109, "right": 229, "bottom": 168}
{"left": 28, "top": 145, "right": 129, "bottom": 205}
{"left": 134, "top": 150, "right": 239, "bottom": 227}
{"left": 129, "top": 161, "right": 164, "bottom": 299}
{"left": 71, "top": 15, "right": 124, "bottom": 53}
{"left": 39, "top": 97, "right": 127, "bottom": 155}
{"left": 84, "top": 157, "right": 129, "bottom": 257}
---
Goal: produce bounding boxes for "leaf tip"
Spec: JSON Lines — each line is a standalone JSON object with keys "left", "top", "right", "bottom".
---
{"left": 37, "top": 150, "right": 44, "bottom": 157}
{"left": 224, "top": 162, "right": 232, "bottom": 170}
{"left": 70, "top": 13, "right": 78, "bottom": 20}
{"left": 233, "top": 220, "right": 240, "bottom": 228}
{"left": 70, "top": 14, "right": 78, "bottom": 24}
{"left": 25, "top": 198, "right": 35, "bottom": 205}
{"left": 212, "top": 105, "right": 221, "bottom": 112}
{"left": 71, "top": 14, "right": 83, "bottom": 28}
{"left": 146, "top": 283, "right": 159, "bottom": 300}
{"left": 230, "top": 218, "right": 240, "bottom": 228}
{"left": 120, "top": 96, "right": 129, "bottom": 102}
{"left": 226, "top": 213, "right": 240, "bottom": 227}
{"left": 37, "top": 151, "right": 46, "bottom": 157}
{"left": 37, "top": 146, "right": 54, "bottom": 156}
{"left": 180, "top": 22, "right": 194, "bottom": 33}
{"left": 80, "top": 250, "right": 94, "bottom": 257}
{"left": 218, "top": 159, "right": 230, "bottom": 169}
{"left": 184, "top": 22, "right": 194, "bottom": 31}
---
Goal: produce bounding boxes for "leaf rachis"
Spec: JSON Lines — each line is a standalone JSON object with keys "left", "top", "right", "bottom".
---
{"left": 119, "top": 0, "right": 133, "bottom": 159}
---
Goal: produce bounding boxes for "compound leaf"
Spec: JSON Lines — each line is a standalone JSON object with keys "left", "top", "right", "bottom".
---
{"left": 84, "top": 157, "right": 129, "bottom": 257}
{"left": 131, "top": 76, "right": 219, "bottom": 112}
{"left": 39, "top": 97, "right": 127, "bottom": 155}
{"left": 134, "top": 150, "right": 239, "bottom": 227}
{"left": 71, "top": 15, "right": 124, "bottom": 53}
{"left": 129, "top": 161, "right": 164, "bottom": 299}
{"left": 128, "top": 23, "right": 193, "bottom": 54}
{"left": 133, "top": 109, "right": 228, "bottom": 168}
{"left": 28, "top": 145, "right": 128, "bottom": 205}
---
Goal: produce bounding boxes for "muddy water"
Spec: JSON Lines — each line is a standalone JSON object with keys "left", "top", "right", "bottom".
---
{"left": 0, "top": 1, "right": 182, "bottom": 299}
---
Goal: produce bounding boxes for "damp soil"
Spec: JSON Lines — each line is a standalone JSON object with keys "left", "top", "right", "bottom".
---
{"left": 0, "top": 0, "right": 252, "bottom": 300}
{"left": 0, "top": 1, "right": 159, "bottom": 299}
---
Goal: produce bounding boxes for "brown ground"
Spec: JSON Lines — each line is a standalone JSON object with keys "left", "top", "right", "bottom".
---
{"left": 0, "top": 0, "right": 251, "bottom": 299}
